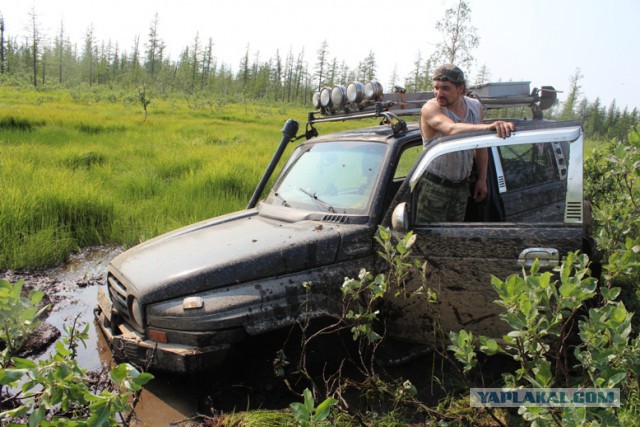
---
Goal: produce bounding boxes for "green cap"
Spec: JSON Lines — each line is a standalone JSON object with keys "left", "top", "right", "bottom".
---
{"left": 433, "top": 64, "right": 465, "bottom": 84}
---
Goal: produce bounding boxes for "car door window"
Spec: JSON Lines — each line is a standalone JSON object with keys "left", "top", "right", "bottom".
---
{"left": 394, "top": 145, "right": 422, "bottom": 180}
{"left": 496, "top": 141, "right": 569, "bottom": 222}
{"left": 498, "top": 142, "right": 565, "bottom": 190}
{"left": 382, "top": 143, "right": 423, "bottom": 212}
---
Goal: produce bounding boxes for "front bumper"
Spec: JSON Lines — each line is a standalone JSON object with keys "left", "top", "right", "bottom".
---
{"left": 94, "top": 305, "right": 231, "bottom": 374}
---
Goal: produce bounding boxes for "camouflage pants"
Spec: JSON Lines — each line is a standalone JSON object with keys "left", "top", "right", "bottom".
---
{"left": 416, "top": 178, "right": 469, "bottom": 222}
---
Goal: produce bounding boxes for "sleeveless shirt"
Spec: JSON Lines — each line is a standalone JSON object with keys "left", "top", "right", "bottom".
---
{"left": 424, "top": 96, "right": 483, "bottom": 182}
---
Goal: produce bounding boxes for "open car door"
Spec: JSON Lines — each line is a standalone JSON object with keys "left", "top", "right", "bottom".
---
{"left": 384, "top": 123, "right": 585, "bottom": 343}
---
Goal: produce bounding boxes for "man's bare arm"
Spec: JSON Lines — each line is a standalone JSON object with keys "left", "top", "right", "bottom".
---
{"left": 420, "top": 101, "right": 515, "bottom": 140}
{"left": 473, "top": 148, "right": 488, "bottom": 202}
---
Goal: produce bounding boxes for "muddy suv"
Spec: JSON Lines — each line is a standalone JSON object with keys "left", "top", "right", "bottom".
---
{"left": 96, "top": 81, "right": 595, "bottom": 373}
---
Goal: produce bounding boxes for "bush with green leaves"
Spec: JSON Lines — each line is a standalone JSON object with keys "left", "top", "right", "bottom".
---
{"left": 444, "top": 129, "right": 640, "bottom": 425}
{"left": 341, "top": 227, "right": 435, "bottom": 344}
{"left": 0, "top": 279, "right": 154, "bottom": 426}
{"left": 0, "top": 279, "right": 47, "bottom": 367}
{"left": 448, "top": 252, "right": 640, "bottom": 426}
{"left": 585, "top": 128, "right": 640, "bottom": 291}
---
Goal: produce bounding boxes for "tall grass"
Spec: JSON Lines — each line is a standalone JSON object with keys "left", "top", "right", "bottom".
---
{"left": 0, "top": 86, "right": 360, "bottom": 269}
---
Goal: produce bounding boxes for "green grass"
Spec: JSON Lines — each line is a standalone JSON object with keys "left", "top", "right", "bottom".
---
{"left": 0, "top": 86, "right": 610, "bottom": 270}
{"left": 0, "top": 86, "right": 364, "bottom": 269}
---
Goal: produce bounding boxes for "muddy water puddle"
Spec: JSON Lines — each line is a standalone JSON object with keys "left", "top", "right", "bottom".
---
{"left": 2, "top": 246, "right": 201, "bottom": 425}
{"left": 0, "top": 247, "right": 444, "bottom": 426}
{"left": 3, "top": 247, "right": 440, "bottom": 424}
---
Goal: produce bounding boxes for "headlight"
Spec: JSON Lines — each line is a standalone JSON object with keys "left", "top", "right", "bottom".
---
{"left": 130, "top": 298, "right": 144, "bottom": 328}
{"left": 347, "top": 82, "right": 365, "bottom": 103}
{"left": 364, "top": 80, "right": 383, "bottom": 100}
{"left": 331, "top": 85, "right": 347, "bottom": 110}
{"left": 312, "top": 91, "right": 322, "bottom": 109}
{"left": 320, "top": 87, "right": 333, "bottom": 108}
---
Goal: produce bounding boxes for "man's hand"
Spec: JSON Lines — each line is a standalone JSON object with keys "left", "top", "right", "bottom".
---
{"left": 488, "top": 121, "right": 515, "bottom": 138}
{"left": 473, "top": 179, "right": 488, "bottom": 203}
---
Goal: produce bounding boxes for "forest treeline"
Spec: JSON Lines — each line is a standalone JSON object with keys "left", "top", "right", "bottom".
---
{"left": 0, "top": 10, "right": 637, "bottom": 142}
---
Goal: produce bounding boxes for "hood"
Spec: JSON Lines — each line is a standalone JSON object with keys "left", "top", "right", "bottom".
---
{"left": 109, "top": 209, "right": 341, "bottom": 303}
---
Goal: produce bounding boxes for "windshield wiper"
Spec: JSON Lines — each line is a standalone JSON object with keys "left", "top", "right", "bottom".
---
{"left": 298, "top": 187, "right": 335, "bottom": 213}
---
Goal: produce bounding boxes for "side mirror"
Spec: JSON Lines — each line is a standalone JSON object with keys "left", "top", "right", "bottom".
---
{"left": 391, "top": 202, "right": 409, "bottom": 232}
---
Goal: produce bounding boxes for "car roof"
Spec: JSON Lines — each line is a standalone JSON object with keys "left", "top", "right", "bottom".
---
{"left": 430, "top": 119, "right": 583, "bottom": 145}
{"left": 306, "top": 118, "right": 582, "bottom": 147}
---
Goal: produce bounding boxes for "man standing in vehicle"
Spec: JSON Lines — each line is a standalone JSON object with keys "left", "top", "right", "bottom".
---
{"left": 418, "top": 64, "right": 515, "bottom": 222}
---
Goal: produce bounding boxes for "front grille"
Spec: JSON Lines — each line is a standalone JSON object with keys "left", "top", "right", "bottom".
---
{"left": 107, "top": 274, "right": 130, "bottom": 322}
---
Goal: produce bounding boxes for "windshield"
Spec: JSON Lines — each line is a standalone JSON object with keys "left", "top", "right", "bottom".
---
{"left": 265, "top": 141, "right": 387, "bottom": 214}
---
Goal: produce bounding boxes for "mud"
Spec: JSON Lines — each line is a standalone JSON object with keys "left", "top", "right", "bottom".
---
{"left": 1, "top": 246, "right": 121, "bottom": 370}
{"left": 0, "top": 246, "right": 203, "bottom": 425}
{"left": 0, "top": 246, "right": 314, "bottom": 424}
{"left": 1, "top": 246, "right": 464, "bottom": 425}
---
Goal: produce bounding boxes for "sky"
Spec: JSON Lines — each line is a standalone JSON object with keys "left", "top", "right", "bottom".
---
{"left": 1, "top": 0, "right": 638, "bottom": 111}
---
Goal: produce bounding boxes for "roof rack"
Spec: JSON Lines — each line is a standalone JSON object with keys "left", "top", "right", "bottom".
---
{"left": 309, "top": 81, "right": 558, "bottom": 127}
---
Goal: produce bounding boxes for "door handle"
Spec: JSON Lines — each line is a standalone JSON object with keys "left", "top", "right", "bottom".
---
{"left": 518, "top": 248, "right": 560, "bottom": 268}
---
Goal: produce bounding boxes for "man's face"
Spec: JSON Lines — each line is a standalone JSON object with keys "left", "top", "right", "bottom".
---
{"left": 433, "top": 80, "right": 464, "bottom": 107}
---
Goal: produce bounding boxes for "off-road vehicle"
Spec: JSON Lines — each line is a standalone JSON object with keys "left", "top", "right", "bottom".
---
{"left": 96, "top": 81, "right": 596, "bottom": 373}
